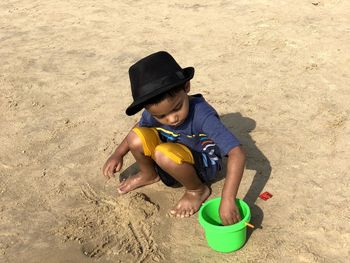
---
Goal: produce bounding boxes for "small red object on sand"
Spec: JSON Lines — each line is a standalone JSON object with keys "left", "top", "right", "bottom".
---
{"left": 259, "top": 191, "right": 273, "bottom": 201}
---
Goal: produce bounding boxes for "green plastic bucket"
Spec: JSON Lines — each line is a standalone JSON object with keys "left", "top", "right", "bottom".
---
{"left": 198, "top": 197, "right": 251, "bottom": 253}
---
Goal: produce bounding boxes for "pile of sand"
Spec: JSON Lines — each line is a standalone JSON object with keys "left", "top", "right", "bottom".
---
{"left": 55, "top": 184, "right": 163, "bottom": 262}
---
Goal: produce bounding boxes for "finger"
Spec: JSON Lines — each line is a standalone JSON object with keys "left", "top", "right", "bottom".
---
{"left": 102, "top": 163, "right": 108, "bottom": 177}
{"left": 108, "top": 168, "right": 115, "bottom": 177}
{"left": 221, "top": 217, "right": 229, "bottom": 226}
{"left": 234, "top": 210, "right": 242, "bottom": 222}
{"left": 103, "top": 167, "right": 110, "bottom": 179}
{"left": 226, "top": 215, "right": 236, "bottom": 226}
{"left": 103, "top": 162, "right": 113, "bottom": 178}
{"left": 233, "top": 213, "right": 241, "bottom": 224}
{"left": 115, "top": 162, "right": 122, "bottom": 172}
{"left": 104, "top": 164, "right": 112, "bottom": 178}
{"left": 228, "top": 218, "right": 235, "bottom": 225}
{"left": 106, "top": 163, "right": 116, "bottom": 177}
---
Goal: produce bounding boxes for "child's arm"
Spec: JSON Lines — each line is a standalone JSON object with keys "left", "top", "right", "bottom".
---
{"left": 219, "top": 145, "right": 246, "bottom": 225}
{"left": 102, "top": 123, "right": 139, "bottom": 179}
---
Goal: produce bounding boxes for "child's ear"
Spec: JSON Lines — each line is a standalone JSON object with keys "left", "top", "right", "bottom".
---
{"left": 184, "top": 81, "right": 191, "bottom": 93}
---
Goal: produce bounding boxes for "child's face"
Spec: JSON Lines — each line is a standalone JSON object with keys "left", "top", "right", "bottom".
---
{"left": 146, "top": 82, "right": 190, "bottom": 127}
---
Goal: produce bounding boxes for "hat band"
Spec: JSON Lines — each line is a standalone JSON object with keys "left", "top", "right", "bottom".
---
{"left": 135, "top": 71, "right": 185, "bottom": 99}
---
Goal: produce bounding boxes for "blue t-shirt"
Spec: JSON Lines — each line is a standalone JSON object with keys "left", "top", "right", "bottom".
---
{"left": 139, "top": 94, "right": 240, "bottom": 173}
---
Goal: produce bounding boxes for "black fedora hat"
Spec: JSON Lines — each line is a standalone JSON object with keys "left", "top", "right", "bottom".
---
{"left": 125, "top": 51, "right": 194, "bottom": 116}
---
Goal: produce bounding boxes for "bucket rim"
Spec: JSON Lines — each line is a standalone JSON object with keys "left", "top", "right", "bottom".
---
{"left": 198, "top": 197, "right": 251, "bottom": 232}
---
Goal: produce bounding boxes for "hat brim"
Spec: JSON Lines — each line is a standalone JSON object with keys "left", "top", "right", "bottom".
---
{"left": 125, "top": 67, "right": 194, "bottom": 116}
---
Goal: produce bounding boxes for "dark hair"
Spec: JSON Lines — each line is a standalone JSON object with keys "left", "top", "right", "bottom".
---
{"left": 145, "top": 82, "right": 186, "bottom": 106}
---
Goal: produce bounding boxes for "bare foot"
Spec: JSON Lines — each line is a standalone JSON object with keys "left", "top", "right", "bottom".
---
{"left": 169, "top": 184, "right": 211, "bottom": 218}
{"left": 118, "top": 171, "right": 160, "bottom": 194}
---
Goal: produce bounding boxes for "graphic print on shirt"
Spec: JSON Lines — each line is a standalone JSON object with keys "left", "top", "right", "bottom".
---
{"left": 155, "top": 128, "right": 220, "bottom": 169}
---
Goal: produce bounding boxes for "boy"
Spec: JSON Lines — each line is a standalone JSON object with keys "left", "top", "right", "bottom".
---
{"left": 103, "top": 51, "right": 246, "bottom": 225}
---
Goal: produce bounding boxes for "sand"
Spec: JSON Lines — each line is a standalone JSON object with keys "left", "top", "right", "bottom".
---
{"left": 1, "top": 0, "right": 349, "bottom": 262}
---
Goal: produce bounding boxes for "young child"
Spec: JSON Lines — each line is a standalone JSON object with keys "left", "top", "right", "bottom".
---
{"left": 103, "top": 51, "right": 246, "bottom": 225}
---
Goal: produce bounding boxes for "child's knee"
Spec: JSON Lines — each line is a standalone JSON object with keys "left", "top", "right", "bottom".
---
{"left": 130, "top": 127, "right": 161, "bottom": 157}
{"left": 126, "top": 130, "right": 144, "bottom": 152}
{"left": 153, "top": 148, "right": 175, "bottom": 168}
{"left": 154, "top": 143, "right": 194, "bottom": 167}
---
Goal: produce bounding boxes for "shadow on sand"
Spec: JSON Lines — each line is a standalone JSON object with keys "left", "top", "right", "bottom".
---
{"left": 219, "top": 112, "right": 272, "bottom": 239}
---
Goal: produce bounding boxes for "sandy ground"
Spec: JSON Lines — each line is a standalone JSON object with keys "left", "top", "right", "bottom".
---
{"left": 1, "top": 0, "right": 349, "bottom": 262}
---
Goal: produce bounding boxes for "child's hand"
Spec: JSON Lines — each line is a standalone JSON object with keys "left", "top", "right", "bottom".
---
{"left": 102, "top": 153, "right": 123, "bottom": 179}
{"left": 219, "top": 197, "right": 242, "bottom": 226}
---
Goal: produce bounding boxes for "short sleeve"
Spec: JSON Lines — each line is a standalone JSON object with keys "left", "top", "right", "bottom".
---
{"left": 201, "top": 114, "right": 241, "bottom": 156}
{"left": 139, "top": 110, "right": 159, "bottom": 127}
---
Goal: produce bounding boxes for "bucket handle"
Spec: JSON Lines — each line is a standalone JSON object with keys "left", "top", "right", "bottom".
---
{"left": 245, "top": 222, "right": 255, "bottom": 229}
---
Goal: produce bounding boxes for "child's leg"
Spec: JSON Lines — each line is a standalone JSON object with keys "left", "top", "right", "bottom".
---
{"left": 118, "top": 128, "right": 160, "bottom": 194}
{"left": 154, "top": 143, "right": 211, "bottom": 218}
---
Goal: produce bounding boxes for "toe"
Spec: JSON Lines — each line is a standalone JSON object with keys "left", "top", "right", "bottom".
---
{"left": 176, "top": 210, "right": 182, "bottom": 218}
{"left": 117, "top": 180, "right": 131, "bottom": 194}
{"left": 180, "top": 209, "right": 187, "bottom": 218}
{"left": 117, "top": 186, "right": 126, "bottom": 194}
{"left": 169, "top": 208, "right": 177, "bottom": 216}
{"left": 118, "top": 179, "right": 126, "bottom": 187}
{"left": 117, "top": 179, "right": 126, "bottom": 191}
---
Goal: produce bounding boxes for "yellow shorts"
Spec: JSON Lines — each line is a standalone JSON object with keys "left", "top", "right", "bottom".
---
{"left": 132, "top": 127, "right": 194, "bottom": 165}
